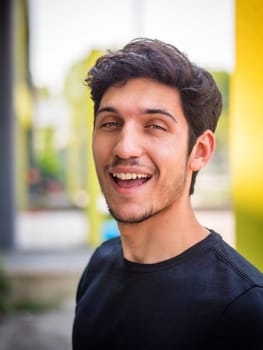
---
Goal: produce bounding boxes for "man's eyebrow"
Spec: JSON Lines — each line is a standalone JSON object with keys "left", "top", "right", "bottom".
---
{"left": 96, "top": 106, "right": 177, "bottom": 122}
{"left": 145, "top": 108, "right": 177, "bottom": 122}
{"left": 96, "top": 106, "right": 118, "bottom": 116}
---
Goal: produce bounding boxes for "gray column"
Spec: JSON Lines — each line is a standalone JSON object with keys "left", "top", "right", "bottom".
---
{"left": 0, "top": 0, "right": 15, "bottom": 249}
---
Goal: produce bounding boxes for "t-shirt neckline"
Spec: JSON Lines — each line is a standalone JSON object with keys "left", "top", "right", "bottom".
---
{"left": 122, "top": 230, "right": 220, "bottom": 273}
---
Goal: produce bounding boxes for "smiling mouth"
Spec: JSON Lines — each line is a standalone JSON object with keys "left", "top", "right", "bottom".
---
{"left": 111, "top": 173, "right": 151, "bottom": 187}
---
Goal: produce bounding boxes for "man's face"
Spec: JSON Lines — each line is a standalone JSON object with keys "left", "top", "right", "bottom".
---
{"left": 92, "top": 78, "right": 193, "bottom": 224}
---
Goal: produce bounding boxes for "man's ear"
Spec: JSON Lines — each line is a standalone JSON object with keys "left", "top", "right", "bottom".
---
{"left": 189, "top": 129, "right": 216, "bottom": 172}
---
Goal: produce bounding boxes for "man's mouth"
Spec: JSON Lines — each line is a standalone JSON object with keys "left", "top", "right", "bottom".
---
{"left": 111, "top": 172, "right": 151, "bottom": 187}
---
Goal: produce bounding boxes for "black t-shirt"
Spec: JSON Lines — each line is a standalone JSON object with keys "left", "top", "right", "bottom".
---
{"left": 72, "top": 231, "right": 263, "bottom": 349}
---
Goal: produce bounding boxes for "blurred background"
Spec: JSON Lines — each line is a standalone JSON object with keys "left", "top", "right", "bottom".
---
{"left": 1, "top": 0, "right": 263, "bottom": 349}
{"left": 20, "top": 0, "right": 234, "bottom": 243}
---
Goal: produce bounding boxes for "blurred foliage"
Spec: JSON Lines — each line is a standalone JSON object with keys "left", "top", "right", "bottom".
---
{"left": 37, "top": 152, "right": 61, "bottom": 179}
{"left": 210, "top": 71, "right": 230, "bottom": 158}
{"left": 35, "top": 128, "right": 61, "bottom": 179}
{"left": 211, "top": 71, "right": 230, "bottom": 114}
{"left": 0, "top": 260, "right": 12, "bottom": 314}
{"left": 29, "top": 127, "right": 67, "bottom": 209}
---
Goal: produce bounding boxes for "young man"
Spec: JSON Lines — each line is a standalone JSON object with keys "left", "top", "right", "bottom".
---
{"left": 73, "top": 38, "right": 263, "bottom": 349}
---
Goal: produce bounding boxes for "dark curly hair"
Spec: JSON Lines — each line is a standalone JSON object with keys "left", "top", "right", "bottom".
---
{"left": 85, "top": 38, "right": 222, "bottom": 194}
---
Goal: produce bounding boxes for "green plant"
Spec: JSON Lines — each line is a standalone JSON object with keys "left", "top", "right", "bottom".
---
{"left": 0, "top": 260, "right": 12, "bottom": 314}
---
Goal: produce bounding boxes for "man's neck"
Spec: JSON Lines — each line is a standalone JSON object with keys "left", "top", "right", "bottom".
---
{"left": 118, "top": 201, "right": 209, "bottom": 264}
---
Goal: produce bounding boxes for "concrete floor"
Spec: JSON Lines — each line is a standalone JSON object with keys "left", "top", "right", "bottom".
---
{"left": 0, "top": 298, "right": 74, "bottom": 350}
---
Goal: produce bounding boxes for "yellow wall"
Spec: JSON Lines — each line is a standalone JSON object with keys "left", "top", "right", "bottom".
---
{"left": 14, "top": 0, "right": 32, "bottom": 210}
{"left": 230, "top": 0, "right": 263, "bottom": 270}
{"left": 64, "top": 50, "right": 104, "bottom": 247}
{"left": 86, "top": 51, "right": 104, "bottom": 247}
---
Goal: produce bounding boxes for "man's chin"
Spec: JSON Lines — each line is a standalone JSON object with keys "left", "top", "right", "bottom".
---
{"left": 108, "top": 208, "right": 154, "bottom": 225}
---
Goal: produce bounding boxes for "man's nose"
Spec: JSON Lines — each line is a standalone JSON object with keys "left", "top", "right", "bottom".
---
{"left": 113, "top": 126, "right": 143, "bottom": 159}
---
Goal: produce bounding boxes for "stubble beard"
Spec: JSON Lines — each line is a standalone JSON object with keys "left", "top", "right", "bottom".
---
{"left": 98, "top": 157, "right": 189, "bottom": 226}
{"left": 108, "top": 205, "right": 155, "bottom": 225}
{"left": 104, "top": 173, "right": 188, "bottom": 225}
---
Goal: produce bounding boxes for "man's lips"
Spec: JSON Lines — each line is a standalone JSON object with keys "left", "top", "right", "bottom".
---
{"left": 110, "top": 172, "right": 151, "bottom": 188}
{"left": 105, "top": 159, "right": 155, "bottom": 190}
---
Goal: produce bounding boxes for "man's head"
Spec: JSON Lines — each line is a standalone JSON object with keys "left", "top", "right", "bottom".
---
{"left": 86, "top": 38, "right": 222, "bottom": 195}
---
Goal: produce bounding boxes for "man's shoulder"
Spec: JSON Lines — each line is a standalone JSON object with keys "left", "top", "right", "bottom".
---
{"left": 211, "top": 231, "right": 263, "bottom": 287}
{"left": 203, "top": 233, "right": 263, "bottom": 338}
{"left": 76, "top": 237, "right": 122, "bottom": 302}
{"left": 96, "top": 236, "right": 122, "bottom": 257}
{"left": 88, "top": 236, "right": 122, "bottom": 269}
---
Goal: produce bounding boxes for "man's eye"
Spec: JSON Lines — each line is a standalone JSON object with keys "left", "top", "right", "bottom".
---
{"left": 146, "top": 124, "right": 166, "bottom": 131}
{"left": 101, "top": 121, "right": 120, "bottom": 128}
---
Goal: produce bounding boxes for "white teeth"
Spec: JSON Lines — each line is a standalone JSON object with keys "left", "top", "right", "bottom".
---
{"left": 112, "top": 173, "right": 149, "bottom": 180}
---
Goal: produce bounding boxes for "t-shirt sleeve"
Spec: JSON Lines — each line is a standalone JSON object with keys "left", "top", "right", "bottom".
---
{"left": 75, "top": 247, "right": 100, "bottom": 305}
{"left": 214, "top": 286, "right": 263, "bottom": 349}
